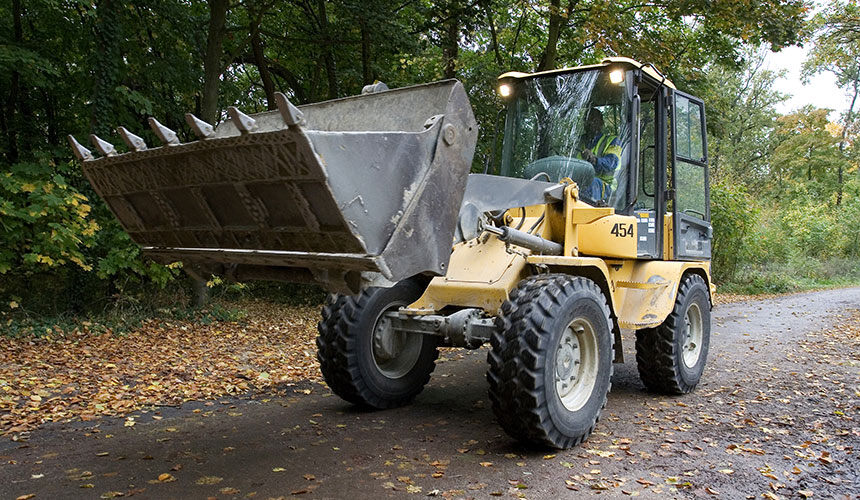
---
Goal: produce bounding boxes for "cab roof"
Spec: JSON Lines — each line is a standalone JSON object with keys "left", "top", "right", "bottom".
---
{"left": 497, "top": 57, "right": 676, "bottom": 89}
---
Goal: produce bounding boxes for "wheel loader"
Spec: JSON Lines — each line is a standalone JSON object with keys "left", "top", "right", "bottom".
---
{"left": 69, "top": 57, "right": 713, "bottom": 449}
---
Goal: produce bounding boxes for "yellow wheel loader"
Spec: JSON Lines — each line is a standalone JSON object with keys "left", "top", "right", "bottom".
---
{"left": 70, "top": 57, "right": 714, "bottom": 449}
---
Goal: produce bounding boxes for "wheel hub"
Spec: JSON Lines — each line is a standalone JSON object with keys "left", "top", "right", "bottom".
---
{"left": 373, "top": 316, "right": 403, "bottom": 361}
{"left": 555, "top": 318, "right": 598, "bottom": 412}
{"left": 555, "top": 338, "right": 580, "bottom": 382}
{"left": 682, "top": 302, "right": 703, "bottom": 368}
{"left": 371, "top": 308, "right": 423, "bottom": 379}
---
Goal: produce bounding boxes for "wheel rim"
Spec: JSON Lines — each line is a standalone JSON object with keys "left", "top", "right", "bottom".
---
{"left": 682, "top": 302, "right": 703, "bottom": 368}
{"left": 555, "top": 317, "right": 599, "bottom": 412}
{"left": 371, "top": 305, "right": 423, "bottom": 379}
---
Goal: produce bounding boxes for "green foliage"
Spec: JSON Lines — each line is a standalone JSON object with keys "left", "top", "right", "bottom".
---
{"left": 709, "top": 180, "right": 757, "bottom": 283}
{"left": 93, "top": 223, "right": 180, "bottom": 288}
{"left": 0, "top": 157, "right": 98, "bottom": 274}
{"left": 719, "top": 257, "right": 860, "bottom": 295}
{"left": 700, "top": 49, "right": 787, "bottom": 186}
{"left": 769, "top": 107, "right": 844, "bottom": 199}
{"left": 1, "top": 300, "right": 248, "bottom": 339}
{"left": 0, "top": 0, "right": 846, "bottom": 317}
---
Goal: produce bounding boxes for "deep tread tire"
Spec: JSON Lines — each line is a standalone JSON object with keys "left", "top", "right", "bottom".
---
{"left": 487, "top": 275, "right": 614, "bottom": 449}
{"left": 635, "top": 274, "right": 711, "bottom": 394}
{"left": 316, "top": 279, "right": 438, "bottom": 409}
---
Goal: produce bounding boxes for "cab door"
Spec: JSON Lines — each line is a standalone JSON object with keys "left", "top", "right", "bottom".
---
{"left": 670, "top": 91, "right": 712, "bottom": 260}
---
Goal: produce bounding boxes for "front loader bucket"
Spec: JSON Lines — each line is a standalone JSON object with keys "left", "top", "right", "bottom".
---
{"left": 71, "top": 80, "right": 478, "bottom": 293}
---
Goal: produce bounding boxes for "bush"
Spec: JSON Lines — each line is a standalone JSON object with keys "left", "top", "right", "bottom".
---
{"left": 0, "top": 158, "right": 98, "bottom": 275}
{"left": 710, "top": 180, "right": 757, "bottom": 283}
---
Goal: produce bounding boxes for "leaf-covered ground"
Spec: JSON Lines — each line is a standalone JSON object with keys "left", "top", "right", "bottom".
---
{"left": 0, "top": 288, "right": 858, "bottom": 499}
{"left": 0, "top": 290, "right": 846, "bottom": 439}
{"left": 0, "top": 300, "right": 322, "bottom": 438}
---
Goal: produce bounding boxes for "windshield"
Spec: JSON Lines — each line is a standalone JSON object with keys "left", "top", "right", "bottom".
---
{"left": 499, "top": 69, "right": 634, "bottom": 209}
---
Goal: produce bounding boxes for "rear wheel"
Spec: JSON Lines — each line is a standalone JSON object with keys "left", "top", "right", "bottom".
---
{"left": 636, "top": 274, "right": 711, "bottom": 394}
{"left": 316, "top": 279, "right": 438, "bottom": 409}
{"left": 487, "top": 275, "right": 614, "bottom": 449}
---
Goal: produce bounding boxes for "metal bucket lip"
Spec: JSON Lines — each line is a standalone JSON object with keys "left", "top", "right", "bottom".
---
{"left": 143, "top": 246, "right": 381, "bottom": 269}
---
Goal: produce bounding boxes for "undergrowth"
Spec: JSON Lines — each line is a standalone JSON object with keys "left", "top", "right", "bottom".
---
{"left": 717, "top": 257, "right": 860, "bottom": 295}
{"left": 0, "top": 302, "right": 248, "bottom": 338}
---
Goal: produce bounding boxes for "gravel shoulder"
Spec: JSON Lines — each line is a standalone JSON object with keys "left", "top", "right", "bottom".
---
{"left": 1, "top": 288, "right": 858, "bottom": 500}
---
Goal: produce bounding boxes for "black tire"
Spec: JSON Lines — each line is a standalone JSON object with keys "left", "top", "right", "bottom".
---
{"left": 316, "top": 279, "right": 438, "bottom": 409}
{"left": 636, "top": 274, "right": 711, "bottom": 394}
{"left": 487, "top": 275, "right": 614, "bottom": 449}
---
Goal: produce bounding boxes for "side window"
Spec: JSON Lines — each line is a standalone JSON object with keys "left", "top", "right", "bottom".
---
{"left": 675, "top": 95, "right": 704, "bottom": 162}
{"left": 673, "top": 94, "right": 707, "bottom": 220}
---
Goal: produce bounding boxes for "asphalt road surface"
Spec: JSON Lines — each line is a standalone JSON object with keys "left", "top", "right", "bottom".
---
{"left": 2, "top": 287, "right": 859, "bottom": 499}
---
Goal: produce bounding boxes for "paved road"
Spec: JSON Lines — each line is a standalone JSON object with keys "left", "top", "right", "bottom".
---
{"left": 2, "top": 288, "right": 859, "bottom": 499}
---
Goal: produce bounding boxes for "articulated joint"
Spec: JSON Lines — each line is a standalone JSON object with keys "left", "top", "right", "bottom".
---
{"left": 386, "top": 308, "right": 495, "bottom": 349}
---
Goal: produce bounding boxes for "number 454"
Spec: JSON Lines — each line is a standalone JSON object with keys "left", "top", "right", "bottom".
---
{"left": 610, "top": 223, "right": 634, "bottom": 238}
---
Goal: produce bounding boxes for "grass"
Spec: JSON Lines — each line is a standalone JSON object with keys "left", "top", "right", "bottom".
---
{"left": 717, "top": 257, "right": 860, "bottom": 295}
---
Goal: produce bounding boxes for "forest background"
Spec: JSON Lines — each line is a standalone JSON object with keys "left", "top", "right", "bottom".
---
{"left": 1, "top": 0, "right": 858, "bottom": 332}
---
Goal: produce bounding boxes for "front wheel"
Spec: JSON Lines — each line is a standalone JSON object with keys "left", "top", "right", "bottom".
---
{"left": 316, "top": 279, "right": 438, "bottom": 409}
{"left": 636, "top": 274, "right": 711, "bottom": 394}
{"left": 487, "top": 275, "right": 614, "bottom": 449}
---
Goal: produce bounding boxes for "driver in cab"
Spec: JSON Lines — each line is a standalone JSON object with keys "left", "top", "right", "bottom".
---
{"left": 578, "top": 108, "right": 621, "bottom": 202}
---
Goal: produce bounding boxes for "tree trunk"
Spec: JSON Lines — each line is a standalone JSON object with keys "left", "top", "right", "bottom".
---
{"left": 202, "top": 0, "right": 229, "bottom": 124}
{"left": 442, "top": 18, "right": 459, "bottom": 79}
{"left": 91, "top": 0, "right": 123, "bottom": 137}
{"left": 192, "top": 276, "right": 210, "bottom": 308}
{"left": 317, "top": 0, "right": 338, "bottom": 99}
{"left": 360, "top": 16, "right": 372, "bottom": 84}
{"left": 250, "top": 20, "right": 277, "bottom": 109}
{"left": 537, "top": 0, "right": 562, "bottom": 71}
{"left": 482, "top": 0, "right": 504, "bottom": 67}
{"left": 4, "top": 0, "right": 22, "bottom": 163}
{"left": 836, "top": 74, "right": 859, "bottom": 206}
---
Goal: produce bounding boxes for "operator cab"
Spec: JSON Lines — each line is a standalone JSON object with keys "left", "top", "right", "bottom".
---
{"left": 495, "top": 58, "right": 712, "bottom": 261}
{"left": 498, "top": 64, "right": 634, "bottom": 210}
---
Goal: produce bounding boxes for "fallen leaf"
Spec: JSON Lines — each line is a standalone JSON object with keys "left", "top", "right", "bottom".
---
{"left": 196, "top": 476, "right": 223, "bottom": 485}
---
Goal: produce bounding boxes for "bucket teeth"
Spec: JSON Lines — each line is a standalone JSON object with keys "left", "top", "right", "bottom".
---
{"left": 274, "top": 92, "right": 304, "bottom": 126}
{"left": 116, "top": 126, "right": 147, "bottom": 151}
{"left": 67, "top": 135, "right": 94, "bottom": 161}
{"left": 148, "top": 117, "right": 180, "bottom": 145}
{"left": 227, "top": 106, "right": 257, "bottom": 133}
{"left": 90, "top": 134, "right": 117, "bottom": 157}
{"left": 185, "top": 113, "right": 215, "bottom": 138}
